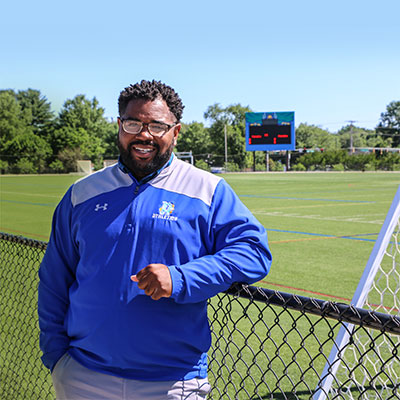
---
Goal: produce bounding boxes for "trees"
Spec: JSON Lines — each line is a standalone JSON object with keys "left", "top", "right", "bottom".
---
{"left": 3, "top": 133, "right": 52, "bottom": 173}
{"left": 377, "top": 100, "right": 400, "bottom": 147}
{"left": 15, "top": 89, "right": 54, "bottom": 138}
{"left": 295, "top": 123, "right": 337, "bottom": 150}
{"left": 176, "top": 121, "right": 211, "bottom": 158}
{"left": 1, "top": 88, "right": 398, "bottom": 174}
{"left": 50, "top": 95, "right": 109, "bottom": 170}
{"left": 204, "top": 103, "right": 251, "bottom": 169}
{"left": 336, "top": 125, "right": 392, "bottom": 149}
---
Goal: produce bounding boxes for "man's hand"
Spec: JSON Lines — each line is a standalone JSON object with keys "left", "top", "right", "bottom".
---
{"left": 131, "top": 264, "right": 172, "bottom": 301}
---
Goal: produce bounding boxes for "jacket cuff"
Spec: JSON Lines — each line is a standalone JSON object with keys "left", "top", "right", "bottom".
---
{"left": 168, "top": 265, "right": 184, "bottom": 299}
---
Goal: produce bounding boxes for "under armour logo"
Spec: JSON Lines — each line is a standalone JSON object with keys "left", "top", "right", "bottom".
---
{"left": 95, "top": 203, "right": 108, "bottom": 211}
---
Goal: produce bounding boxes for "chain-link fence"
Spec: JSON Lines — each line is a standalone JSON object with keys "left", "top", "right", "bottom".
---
{"left": 1, "top": 232, "right": 399, "bottom": 399}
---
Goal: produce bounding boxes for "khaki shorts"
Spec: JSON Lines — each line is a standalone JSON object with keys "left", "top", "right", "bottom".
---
{"left": 52, "top": 353, "right": 211, "bottom": 400}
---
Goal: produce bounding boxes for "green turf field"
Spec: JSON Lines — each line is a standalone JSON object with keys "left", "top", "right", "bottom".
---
{"left": 1, "top": 171, "right": 398, "bottom": 301}
{"left": 1, "top": 171, "right": 399, "bottom": 399}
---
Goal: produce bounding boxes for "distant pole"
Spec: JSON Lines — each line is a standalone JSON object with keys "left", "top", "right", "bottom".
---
{"left": 347, "top": 120, "right": 357, "bottom": 153}
{"left": 286, "top": 151, "right": 290, "bottom": 171}
{"left": 224, "top": 124, "right": 228, "bottom": 168}
{"left": 266, "top": 151, "right": 269, "bottom": 172}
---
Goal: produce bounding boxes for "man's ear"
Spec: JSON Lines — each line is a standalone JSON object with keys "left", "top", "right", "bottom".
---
{"left": 173, "top": 123, "right": 181, "bottom": 146}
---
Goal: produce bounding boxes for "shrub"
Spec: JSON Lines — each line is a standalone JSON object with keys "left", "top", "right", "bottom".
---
{"left": 291, "top": 163, "right": 306, "bottom": 171}
{"left": 0, "top": 159, "right": 9, "bottom": 174}
{"left": 364, "top": 163, "right": 375, "bottom": 171}
{"left": 225, "top": 162, "right": 240, "bottom": 172}
{"left": 332, "top": 163, "right": 345, "bottom": 171}
{"left": 57, "top": 148, "right": 82, "bottom": 173}
{"left": 270, "top": 160, "right": 284, "bottom": 172}
{"left": 255, "top": 163, "right": 266, "bottom": 171}
{"left": 49, "top": 159, "right": 65, "bottom": 173}
{"left": 195, "top": 159, "right": 211, "bottom": 172}
{"left": 15, "top": 158, "right": 37, "bottom": 174}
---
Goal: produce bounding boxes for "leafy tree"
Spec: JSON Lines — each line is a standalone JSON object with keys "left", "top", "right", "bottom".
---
{"left": 376, "top": 152, "right": 400, "bottom": 171}
{"left": 344, "top": 153, "right": 376, "bottom": 171}
{"left": 51, "top": 95, "right": 108, "bottom": 166}
{"left": 101, "top": 120, "right": 119, "bottom": 159}
{"left": 295, "top": 123, "right": 336, "bottom": 150}
{"left": 323, "top": 149, "right": 347, "bottom": 167}
{"left": 204, "top": 103, "right": 251, "bottom": 168}
{"left": 57, "top": 147, "right": 83, "bottom": 173}
{"left": 377, "top": 100, "right": 400, "bottom": 147}
{"left": 297, "top": 151, "right": 325, "bottom": 170}
{"left": 336, "top": 125, "right": 388, "bottom": 149}
{"left": 195, "top": 159, "right": 211, "bottom": 172}
{"left": 176, "top": 122, "right": 211, "bottom": 158}
{"left": 15, "top": 158, "right": 38, "bottom": 174}
{"left": 16, "top": 89, "right": 54, "bottom": 138}
{"left": 0, "top": 90, "right": 36, "bottom": 169}
{"left": 0, "top": 90, "right": 32, "bottom": 145}
{"left": 3, "top": 132, "right": 52, "bottom": 173}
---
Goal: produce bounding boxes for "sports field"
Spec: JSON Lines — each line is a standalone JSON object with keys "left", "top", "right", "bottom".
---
{"left": 1, "top": 171, "right": 399, "bottom": 301}
{"left": 1, "top": 171, "right": 399, "bottom": 399}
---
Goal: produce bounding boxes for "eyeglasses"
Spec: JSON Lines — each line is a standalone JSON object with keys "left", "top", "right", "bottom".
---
{"left": 119, "top": 118, "right": 177, "bottom": 137}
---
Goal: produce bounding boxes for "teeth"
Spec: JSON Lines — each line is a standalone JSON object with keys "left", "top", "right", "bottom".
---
{"left": 133, "top": 147, "right": 153, "bottom": 153}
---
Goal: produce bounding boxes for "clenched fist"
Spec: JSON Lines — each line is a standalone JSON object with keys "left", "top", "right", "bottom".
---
{"left": 131, "top": 263, "right": 172, "bottom": 301}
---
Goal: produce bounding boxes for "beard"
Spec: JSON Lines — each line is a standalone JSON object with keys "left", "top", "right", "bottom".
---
{"left": 117, "top": 137, "right": 175, "bottom": 179}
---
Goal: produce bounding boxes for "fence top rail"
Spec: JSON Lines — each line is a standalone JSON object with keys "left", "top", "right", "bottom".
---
{"left": 0, "top": 232, "right": 47, "bottom": 250}
{"left": 2, "top": 231, "right": 399, "bottom": 336}
{"left": 225, "top": 283, "right": 400, "bottom": 335}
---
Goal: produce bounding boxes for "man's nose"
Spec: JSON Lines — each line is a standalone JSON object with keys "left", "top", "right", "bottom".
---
{"left": 136, "top": 124, "right": 153, "bottom": 139}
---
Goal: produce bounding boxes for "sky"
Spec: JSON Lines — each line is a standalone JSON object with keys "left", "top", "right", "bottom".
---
{"left": 1, "top": 0, "right": 399, "bottom": 133}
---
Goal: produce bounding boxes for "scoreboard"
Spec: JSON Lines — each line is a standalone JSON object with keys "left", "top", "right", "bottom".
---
{"left": 245, "top": 112, "right": 295, "bottom": 151}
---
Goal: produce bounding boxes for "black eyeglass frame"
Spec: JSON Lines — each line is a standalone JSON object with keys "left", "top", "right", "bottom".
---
{"left": 119, "top": 118, "right": 177, "bottom": 137}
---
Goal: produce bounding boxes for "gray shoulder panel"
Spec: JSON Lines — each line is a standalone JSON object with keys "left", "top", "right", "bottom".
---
{"left": 71, "top": 164, "right": 132, "bottom": 207}
{"left": 150, "top": 158, "right": 222, "bottom": 207}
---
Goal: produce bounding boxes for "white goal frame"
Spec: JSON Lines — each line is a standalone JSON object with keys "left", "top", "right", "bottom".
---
{"left": 314, "top": 184, "right": 400, "bottom": 400}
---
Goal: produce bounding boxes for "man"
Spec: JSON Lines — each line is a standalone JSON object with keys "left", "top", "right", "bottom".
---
{"left": 38, "top": 80, "right": 272, "bottom": 399}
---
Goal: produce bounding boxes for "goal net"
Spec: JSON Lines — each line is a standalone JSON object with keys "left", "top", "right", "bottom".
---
{"left": 76, "top": 160, "right": 92, "bottom": 175}
{"left": 315, "top": 185, "right": 400, "bottom": 399}
{"left": 103, "top": 159, "right": 118, "bottom": 168}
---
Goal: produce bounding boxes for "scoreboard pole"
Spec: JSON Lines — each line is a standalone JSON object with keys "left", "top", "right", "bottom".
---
{"left": 266, "top": 152, "right": 269, "bottom": 172}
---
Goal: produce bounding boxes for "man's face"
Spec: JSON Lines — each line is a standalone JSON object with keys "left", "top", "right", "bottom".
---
{"left": 117, "top": 98, "right": 180, "bottom": 180}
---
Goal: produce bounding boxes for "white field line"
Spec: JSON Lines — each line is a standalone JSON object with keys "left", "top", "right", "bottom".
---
{"left": 1, "top": 191, "right": 61, "bottom": 198}
{"left": 253, "top": 210, "right": 385, "bottom": 225}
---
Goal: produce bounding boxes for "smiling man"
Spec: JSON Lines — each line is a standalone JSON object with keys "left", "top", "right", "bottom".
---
{"left": 117, "top": 94, "right": 180, "bottom": 181}
{"left": 38, "top": 80, "right": 272, "bottom": 399}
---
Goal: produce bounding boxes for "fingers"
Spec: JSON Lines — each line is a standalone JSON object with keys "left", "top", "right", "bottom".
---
{"left": 130, "top": 264, "right": 172, "bottom": 300}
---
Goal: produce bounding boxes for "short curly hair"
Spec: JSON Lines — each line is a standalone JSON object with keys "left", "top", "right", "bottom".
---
{"left": 118, "top": 80, "right": 184, "bottom": 122}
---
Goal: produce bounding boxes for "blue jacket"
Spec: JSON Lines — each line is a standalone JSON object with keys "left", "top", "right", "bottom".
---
{"left": 38, "top": 155, "right": 272, "bottom": 381}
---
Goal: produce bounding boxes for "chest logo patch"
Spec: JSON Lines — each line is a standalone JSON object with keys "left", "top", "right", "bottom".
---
{"left": 95, "top": 203, "right": 108, "bottom": 211}
{"left": 152, "top": 201, "right": 178, "bottom": 221}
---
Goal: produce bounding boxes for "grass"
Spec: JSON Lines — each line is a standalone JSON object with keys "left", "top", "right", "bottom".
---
{"left": 1, "top": 171, "right": 399, "bottom": 399}
{"left": 1, "top": 171, "right": 398, "bottom": 301}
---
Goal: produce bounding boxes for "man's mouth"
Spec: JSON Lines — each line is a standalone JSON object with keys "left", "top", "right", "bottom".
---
{"left": 129, "top": 142, "right": 159, "bottom": 157}
{"left": 132, "top": 146, "right": 154, "bottom": 154}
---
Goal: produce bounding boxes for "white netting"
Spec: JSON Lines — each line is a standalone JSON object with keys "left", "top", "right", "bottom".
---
{"left": 329, "top": 192, "right": 400, "bottom": 399}
{"left": 103, "top": 159, "right": 117, "bottom": 168}
{"left": 76, "top": 160, "right": 92, "bottom": 174}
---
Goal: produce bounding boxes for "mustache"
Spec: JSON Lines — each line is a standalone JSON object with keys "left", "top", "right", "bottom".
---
{"left": 128, "top": 140, "right": 160, "bottom": 151}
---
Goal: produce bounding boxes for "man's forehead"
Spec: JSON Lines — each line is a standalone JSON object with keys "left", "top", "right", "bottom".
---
{"left": 124, "top": 97, "right": 175, "bottom": 120}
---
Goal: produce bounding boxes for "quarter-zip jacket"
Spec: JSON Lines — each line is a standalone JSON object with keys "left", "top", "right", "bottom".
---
{"left": 38, "top": 155, "right": 272, "bottom": 381}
